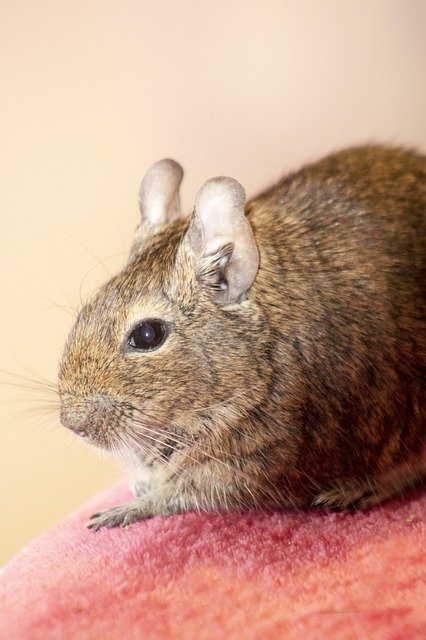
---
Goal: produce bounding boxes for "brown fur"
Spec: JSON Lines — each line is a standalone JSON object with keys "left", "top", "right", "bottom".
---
{"left": 59, "top": 145, "right": 426, "bottom": 529}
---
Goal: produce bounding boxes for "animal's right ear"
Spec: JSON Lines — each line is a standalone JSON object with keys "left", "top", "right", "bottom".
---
{"left": 130, "top": 158, "right": 184, "bottom": 258}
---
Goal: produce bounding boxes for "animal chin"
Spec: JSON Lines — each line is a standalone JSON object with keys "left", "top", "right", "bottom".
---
{"left": 80, "top": 428, "right": 118, "bottom": 451}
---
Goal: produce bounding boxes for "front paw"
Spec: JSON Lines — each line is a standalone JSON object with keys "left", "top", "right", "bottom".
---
{"left": 87, "top": 499, "right": 151, "bottom": 531}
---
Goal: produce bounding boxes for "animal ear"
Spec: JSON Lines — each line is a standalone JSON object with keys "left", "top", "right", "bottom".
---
{"left": 138, "top": 158, "right": 183, "bottom": 226}
{"left": 129, "top": 158, "right": 184, "bottom": 260}
{"left": 186, "top": 177, "right": 259, "bottom": 305}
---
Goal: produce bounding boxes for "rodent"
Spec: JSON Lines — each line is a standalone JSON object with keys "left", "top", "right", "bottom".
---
{"left": 58, "top": 145, "right": 426, "bottom": 530}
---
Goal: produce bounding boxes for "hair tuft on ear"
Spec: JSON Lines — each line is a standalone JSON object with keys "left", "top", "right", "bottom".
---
{"left": 197, "top": 243, "right": 235, "bottom": 293}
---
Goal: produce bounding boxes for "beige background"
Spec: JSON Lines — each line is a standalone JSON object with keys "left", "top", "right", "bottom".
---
{"left": 1, "top": 0, "right": 425, "bottom": 564}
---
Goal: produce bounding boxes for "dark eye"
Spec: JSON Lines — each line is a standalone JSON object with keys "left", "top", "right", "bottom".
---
{"left": 128, "top": 320, "right": 168, "bottom": 351}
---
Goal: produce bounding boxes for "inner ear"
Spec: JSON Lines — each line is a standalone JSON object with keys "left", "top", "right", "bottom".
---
{"left": 187, "top": 177, "right": 259, "bottom": 305}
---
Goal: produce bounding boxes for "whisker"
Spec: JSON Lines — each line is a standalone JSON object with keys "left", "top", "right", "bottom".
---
{"left": 78, "top": 251, "right": 125, "bottom": 304}
{"left": 14, "top": 402, "right": 59, "bottom": 416}
{"left": 4, "top": 361, "right": 58, "bottom": 387}
{"left": 0, "top": 367, "right": 58, "bottom": 392}
{"left": 115, "top": 429, "right": 160, "bottom": 469}
{"left": 0, "top": 384, "right": 58, "bottom": 400}
{"left": 39, "top": 304, "right": 77, "bottom": 318}
{"left": 127, "top": 413, "right": 264, "bottom": 488}
{"left": 56, "top": 226, "right": 113, "bottom": 277}
{"left": 29, "top": 288, "right": 77, "bottom": 319}
{"left": 59, "top": 433, "right": 79, "bottom": 460}
{"left": 15, "top": 411, "right": 62, "bottom": 437}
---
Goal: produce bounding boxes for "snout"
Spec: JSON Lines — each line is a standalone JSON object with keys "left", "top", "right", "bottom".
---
{"left": 60, "top": 396, "right": 117, "bottom": 447}
{"left": 60, "top": 403, "right": 99, "bottom": 439}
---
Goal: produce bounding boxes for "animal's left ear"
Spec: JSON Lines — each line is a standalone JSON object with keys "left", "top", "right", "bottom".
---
{"left": 138, "top": 158, "right": 183, "bottom": 226}
{"left": 186, "top": 177, "right": 259, "bottom": 305}
{"left": 130, "top": 158, "right": 184, "bottom": 259}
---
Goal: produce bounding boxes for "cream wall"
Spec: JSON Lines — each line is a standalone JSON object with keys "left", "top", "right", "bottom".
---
{"left": 1, "top": 0, "right": 425, "bottom": 564}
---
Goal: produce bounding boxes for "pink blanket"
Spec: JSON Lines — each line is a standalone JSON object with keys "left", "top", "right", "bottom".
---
{"left": 1, "top": 483, "right": 425, "bottom": 639}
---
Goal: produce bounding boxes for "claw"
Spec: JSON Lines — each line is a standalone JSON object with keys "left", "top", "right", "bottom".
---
{"left": 86, "top": 500, "right": 152, "bottom": 531}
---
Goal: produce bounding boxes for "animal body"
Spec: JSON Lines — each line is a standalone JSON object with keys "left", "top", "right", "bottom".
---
{"left": 58, "top": 145, "right": 425, "bottom": 530}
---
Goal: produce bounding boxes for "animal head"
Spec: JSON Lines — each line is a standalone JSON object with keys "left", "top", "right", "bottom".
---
{"left": 59, "top": 159, "right": 269, "bottom": 466}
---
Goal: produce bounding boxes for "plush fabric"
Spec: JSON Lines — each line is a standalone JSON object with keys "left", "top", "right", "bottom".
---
{"left": 1, "top": 483, "right": 425, "bottom": 640}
